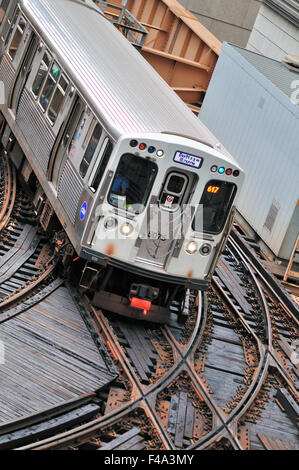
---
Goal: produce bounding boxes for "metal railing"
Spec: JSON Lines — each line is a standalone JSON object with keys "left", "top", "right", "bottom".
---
{"left": 93, "top": 1, "right": 148, "bottom": 49}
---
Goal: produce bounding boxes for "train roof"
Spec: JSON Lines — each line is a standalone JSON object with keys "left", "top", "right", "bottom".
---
{"left": 20, "top": 0, "right": 239, "bottom": 166}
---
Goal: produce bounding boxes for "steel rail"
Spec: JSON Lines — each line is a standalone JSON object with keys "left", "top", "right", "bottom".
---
{"left": 16, "top": 295, "right": 207, "bottom": 450}
{"left": 2, "top": 213, "right": 297, "bottom": 450}
{"left": 0, "top": 156, "right": 16, "bottom": 231}
{"left": 0, "top": 261, "right": 56, "bottom": 311}
{"left": 230, "top": 230, "right": 299, "bottom": 320}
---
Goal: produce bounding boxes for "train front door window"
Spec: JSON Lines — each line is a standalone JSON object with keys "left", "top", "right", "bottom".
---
{"left": 192, "top": 180, "right": 237, "bottom": 235}
{"left": 108, "top": 154, "right": 158, "bottom": 214}
{"left": 160, "top": 172, "right": 189, "bottom": 211}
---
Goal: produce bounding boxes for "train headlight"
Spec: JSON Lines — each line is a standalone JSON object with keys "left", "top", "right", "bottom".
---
{"left": 120, "top": 222, "right": 134, "bottom": 236}
{"left": 200, "top": 244, "right": 212, "bottom": 256}
{"left": 104, "top": 217, "right": 118, "bottom": 230}
{"left": 186, "top": 241, "right": 198, "bottom": 254}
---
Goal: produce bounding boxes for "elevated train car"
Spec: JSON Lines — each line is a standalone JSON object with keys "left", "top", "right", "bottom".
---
{"left": 0, "top": 0, "right": 244, "bottom": 322}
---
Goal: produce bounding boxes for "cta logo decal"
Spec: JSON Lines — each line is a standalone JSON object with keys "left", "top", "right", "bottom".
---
{"left": 80, "top": 201, "right": 88, "bottom": 221}
{"left": 165, "top": 195, "right": 174, "bottom": 207}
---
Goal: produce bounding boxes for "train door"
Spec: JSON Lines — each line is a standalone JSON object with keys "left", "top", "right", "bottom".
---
{"left": 49, "top": 96, "right": 86, "bottom": 190}
{"left": 136, "top": 171, "right": 193, "bottom": 267}
{"left": 9, "top": 33, "right": 37, "bottom": 113}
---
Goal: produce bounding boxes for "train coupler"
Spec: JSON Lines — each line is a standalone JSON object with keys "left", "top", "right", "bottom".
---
{"left": 129, "top": 284, "right": 159, "bottom": 315}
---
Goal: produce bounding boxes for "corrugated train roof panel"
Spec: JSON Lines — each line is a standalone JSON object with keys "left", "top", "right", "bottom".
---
{"left": 20, "top": 0, "right": 216, "bottom": 143}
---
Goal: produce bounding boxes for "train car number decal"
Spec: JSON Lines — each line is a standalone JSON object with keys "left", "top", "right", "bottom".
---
{"left": 80, "top": 201, "right": 88, "bottom": 221}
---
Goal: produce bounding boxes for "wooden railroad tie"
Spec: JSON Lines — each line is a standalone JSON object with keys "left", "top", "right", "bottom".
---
{"left": 99, "top": 427, "right": 146, "bottom": 450}
{"left": 166, "top": 392, "right": 195, "bottom": 448}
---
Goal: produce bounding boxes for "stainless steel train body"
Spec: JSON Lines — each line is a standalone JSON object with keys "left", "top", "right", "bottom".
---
{"left": 0, "top": 0, "right": 244, "bottom": 321}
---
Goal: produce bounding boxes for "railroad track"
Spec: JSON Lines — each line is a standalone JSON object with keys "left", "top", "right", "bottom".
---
{"left": 0, "top": 152, "right": 297, "bottom": 451}
{"left": 6, "top": 232, "right": 296, "bottom": 451}
{"left": 0, "top": 153, "right": 58, "bottom": 313}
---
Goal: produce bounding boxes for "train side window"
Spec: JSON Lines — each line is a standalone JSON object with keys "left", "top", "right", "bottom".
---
{"left": 192, "top": 180, "right": 237, "bottom": 235}
{"left": 0, "top": 0, "right": 10, "bottom": 26}
{"left": 31, "top": 52, "right": 50, "bottom": 98}
{"left": 90, "top": 139, "right": 113, "bottom": 193}
{"left": 8, "top": 15, "right": 26, "bottom": 61}
{"left": 48, "top": 75, "right": 69, "bottom": 124}
{"left": 79, "top": 123, "right": 102, "bottom": 178}
{"left": 4, "top": 8, "right": 18, "bottom": 47}
{"left": 39, "top": 62, "right": 60, "bottom": 112}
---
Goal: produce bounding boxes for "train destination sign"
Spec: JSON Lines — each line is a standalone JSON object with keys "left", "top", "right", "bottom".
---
{"left": 173, "top": 151, "right": 203, "bottom": 169}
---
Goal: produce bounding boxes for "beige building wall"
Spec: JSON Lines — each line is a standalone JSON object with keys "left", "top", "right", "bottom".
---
{"left": 179, "top": 0, "right": 262, "bottom": 47}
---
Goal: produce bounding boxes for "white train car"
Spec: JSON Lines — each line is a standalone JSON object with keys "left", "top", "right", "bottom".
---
{"left": 0, "top": 0, "right": 244, "bottom": 322}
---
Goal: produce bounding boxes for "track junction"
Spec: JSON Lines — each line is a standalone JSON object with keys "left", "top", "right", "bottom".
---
{"left": 0, "top": 153, "right": 297, "bottom": 451}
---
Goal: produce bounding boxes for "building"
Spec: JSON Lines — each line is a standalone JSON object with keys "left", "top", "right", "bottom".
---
{"left": 180, "top": 0, "right": 262, "bottom": 47}
{"left": 247, "top": 0, "right": 299, "bottom": 60}
{"left": 199, "top": 42, "right": 299, "bottom": 261}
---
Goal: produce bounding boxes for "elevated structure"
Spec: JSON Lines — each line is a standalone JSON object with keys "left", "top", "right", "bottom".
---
{"left": 95, "top": 0, "right": 148, "bottom": 48}
{"left": 99, "top": 0, "right": 221, "bottom": 113}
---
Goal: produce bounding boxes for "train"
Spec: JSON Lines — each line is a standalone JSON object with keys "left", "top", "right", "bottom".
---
{"left": 0, "top": 0, "right": 244, "bottom": 322}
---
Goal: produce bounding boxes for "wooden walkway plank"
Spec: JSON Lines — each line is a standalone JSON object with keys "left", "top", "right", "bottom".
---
{"left": 0, "top": 286, "right": 116, "bottom": 424}
{"left": 257, "top": 433, "right": 297, "bottom": 450}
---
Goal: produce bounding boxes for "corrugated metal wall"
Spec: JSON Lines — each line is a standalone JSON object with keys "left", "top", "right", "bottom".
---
{"left": 200, "top": 42, "right": 299, "bottom": 258}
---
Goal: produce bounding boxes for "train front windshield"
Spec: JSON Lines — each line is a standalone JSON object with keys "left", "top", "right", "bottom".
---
{"left": 193, "top": 180, "right": 237, "bottom": 234}
{"left": 108, "top": 154, "right": 158, "bottom": 214}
